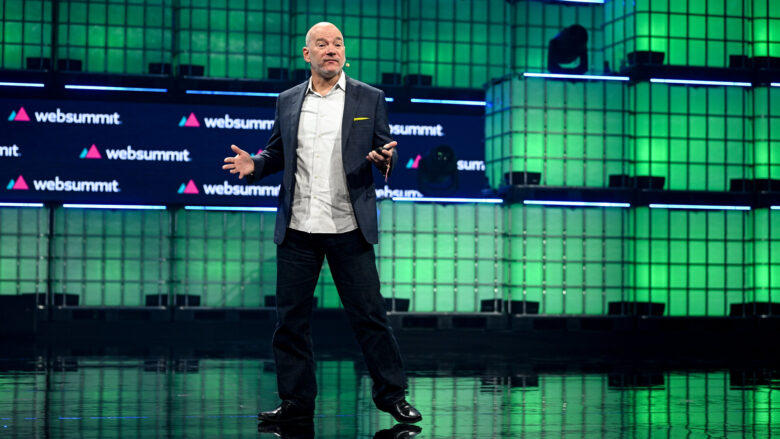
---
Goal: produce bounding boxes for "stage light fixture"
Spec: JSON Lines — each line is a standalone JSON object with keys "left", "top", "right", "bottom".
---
{"left": 548, "top": 25, "right": 589, "bottom": 74}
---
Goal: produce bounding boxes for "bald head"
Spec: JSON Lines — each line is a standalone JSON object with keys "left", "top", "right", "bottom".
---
{"left": 305, "top": 22, "right": 343, "bottom": 48}
{"left": 302, "top": 22, "right": 346, "bottom": 82}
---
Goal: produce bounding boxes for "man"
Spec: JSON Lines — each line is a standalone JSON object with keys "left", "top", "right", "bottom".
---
{"left": 222, "top": 22, "right": 422, "bottom": 424}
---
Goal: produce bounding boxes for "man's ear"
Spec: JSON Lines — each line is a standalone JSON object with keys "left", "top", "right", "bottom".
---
{"left": 302, "top": 46, "right": 310, "bottom": 63}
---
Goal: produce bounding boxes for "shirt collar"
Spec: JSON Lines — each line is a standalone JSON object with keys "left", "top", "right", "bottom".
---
{"left": 307, "top": 71, "right": 346, "bottom": 96}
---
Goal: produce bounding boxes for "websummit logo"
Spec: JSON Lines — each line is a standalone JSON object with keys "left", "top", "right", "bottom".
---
{"left": 79, "top": 144, "right": 102, "bottom": 159}
{"left": 6, "top": 175, "right": 29, "bottom": 190}
{"left": 179, "top": 113, "right": 200, "bottom": 127}
{"left": 406, "top": 155, "right": 421, "bottom": 169}
{"left": 178, "top": 179, "right": 199, "bottom": 194}
{"left": 8, "top": 107, "right": 30, "bottom": 122}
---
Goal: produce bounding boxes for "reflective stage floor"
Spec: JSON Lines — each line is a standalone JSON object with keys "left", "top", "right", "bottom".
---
{"left": 1, "top": 344, "right": 779, "bottom": 438}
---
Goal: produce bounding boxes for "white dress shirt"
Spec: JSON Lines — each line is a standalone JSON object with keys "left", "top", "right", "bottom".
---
{"left": 289, "top": 72, "right": 358, "bottom": 234}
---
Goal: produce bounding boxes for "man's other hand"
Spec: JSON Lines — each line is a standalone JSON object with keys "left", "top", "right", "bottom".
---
{"left": 222, "top": 144, "right": 255, "bottom": 179}
{"left": 366, "top": 141, "right": 397, "bottom": 172}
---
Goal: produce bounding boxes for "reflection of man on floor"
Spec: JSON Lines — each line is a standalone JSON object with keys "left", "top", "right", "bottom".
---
{"left": 222, "top": 22, "right": 422, "bottom": 424}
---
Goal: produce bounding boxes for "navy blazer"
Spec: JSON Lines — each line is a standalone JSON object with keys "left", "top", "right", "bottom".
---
{"left": 247, "top": 76, "right": 397, "bottom": 245}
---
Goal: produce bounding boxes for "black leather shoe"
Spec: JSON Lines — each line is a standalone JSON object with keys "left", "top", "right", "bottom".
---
{"left": 373, "top": 423, "right": 423, "bottom": 439}
{"left": 380, "top": 399, "right": 422, "bottom": 424}
{"left": 257, "top": 400, "right": 314, "bottom": 423}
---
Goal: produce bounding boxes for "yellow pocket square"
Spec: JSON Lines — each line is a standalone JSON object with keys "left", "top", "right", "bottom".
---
{"left": 353, "top": 117, "right": 370, "bottom": 121}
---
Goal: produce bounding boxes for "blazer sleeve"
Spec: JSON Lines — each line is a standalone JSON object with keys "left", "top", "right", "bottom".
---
{"left": 247, "top": 97, "right": 285, "bottom": 184}
{"left": 373, "top": 89, "right": 398, "bottom": 177}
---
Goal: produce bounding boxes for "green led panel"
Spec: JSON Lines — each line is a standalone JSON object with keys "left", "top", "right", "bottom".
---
{"left": 503, "top": 205, "right": 628, "bottom": 315}
{"left": 289, "top": 0, "right": 401, "bottom": 86}
{"left": 404, "top": 0, "right": 510, "bottom": 88}
{"left": 753, "top": 86, "right": 780, "bottom": 180}
{"left": 176, "top": 0, "right": 288, "bottom": 79}
{"left": 56, "top": 0, "right": 172, "bottom": 74}
{"left": 50, "top": 207, "right": 169, "bottom": 307}
{"left": 173, "top": 210, "right": 275, "bottom": 308}
{"left": 752, "top": 208, "right": 779, "bottom": 304}
{"left": 628, "top": 208, "right": 750, "bottom": 317}
{"left": 604, "top": 0, "right": 750, "bottom": 70}
{"left": 628, "top": 82, "right": 752, "bottom": 191}
{"left": 511, "top": 0, "right": 605, "bottom": 74}
{"left": 0, "top": 0, "right": 52, "bottom": 70}
{"left": 377, "top": 199, "right": 504, "bottom": 313}
{"left": 752, "top": 0, "right": 780, "bottom": 57}
{"left": 0, "top": 206, "right": 49, "bottom": 295}
{"left": 485, "top": 76, "right": 628, "bottom": 190}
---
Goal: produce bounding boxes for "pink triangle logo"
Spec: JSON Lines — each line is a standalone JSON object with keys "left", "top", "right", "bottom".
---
{"left": 85, "top": 144, "right": 102, "bottom": 159}
{"left": 184, "top": 113, "right": 200, "bottom": 127}
{"left": 13, "top": 175, "right": 29, "bottom": 190}
{"left": 14, "top": 106, "right": 30, "bottom": 122}
{"left": 183, "top": 179, "right": 199, "bottom": 194}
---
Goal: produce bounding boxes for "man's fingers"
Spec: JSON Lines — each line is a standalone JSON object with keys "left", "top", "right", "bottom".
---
{"left": 383, "top": 141, "right": 398, "bottom": 150}
{"left": 222, "top": 163, "right": 235, "bottom": 170}
{"left": 230, "top": 144, "right": 248, "bottom": 156}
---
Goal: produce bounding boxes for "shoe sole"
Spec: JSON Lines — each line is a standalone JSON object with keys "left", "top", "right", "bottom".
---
{"left": 392, "top": 415, "right": 422, "bottom": 424}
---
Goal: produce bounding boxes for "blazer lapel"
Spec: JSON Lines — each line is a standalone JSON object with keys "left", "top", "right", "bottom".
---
{"left": 287, "top": 82, "right": 308, "bottom": 158}
{"left": 342, "top": 77, "right": 360, "bottom": 153}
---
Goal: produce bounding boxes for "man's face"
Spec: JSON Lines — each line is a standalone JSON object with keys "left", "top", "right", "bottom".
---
{"left": 303, "top": 24, "right": 345, "bottom": 80}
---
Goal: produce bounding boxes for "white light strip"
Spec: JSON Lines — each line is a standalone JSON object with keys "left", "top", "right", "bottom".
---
{"left": 524, "top": 200, "right": 631, "bottom": 208}
{"left": 409, "top": 98, "right": 486, "bottom": 106}
{"left": 184, "top": 205, "right": 278, "bottom": 212}
{"left": 392, "top": 197, "right": 503, "bottom": 204}
{"left": 770, "top": 206, "right": 780, "bottom": 210}
{"left": 185, "top": 90, "right": 279, "bottom": 97}
{"left": 648, "top": 203, "right": 751, "bottom": 211}
{"left": 0, "top": 202, "right": 44, "bottom": 208}
{"left": 0, "top": 81, "right": 45, "bottom": 88}
{"left": 523, "top": 72, "right": 629, "bottom": 81}
{"left": 649, "top": 78, "right": 751, "bottom": 87}
{"left": 63, "top": 204, "right": 167, "bottom": 210}
{"left": 65, "top": 85, "right": 167, "bottom": 92}
{"left": 385, "top": 97, "right": 394, "bottom": 102}
{"left": 771, "top": 83, "right": 780, "bottom": 87}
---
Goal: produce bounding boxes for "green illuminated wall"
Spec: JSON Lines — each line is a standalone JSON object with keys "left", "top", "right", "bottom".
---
{"left": 604, "top": 0, "right": 752, "bottom": 70}
{"left": 176, "top": 0, "right": 287, "bottom": 79}
{"left": 485, "top": 77, "right": 627, "bottom": 188}
{"left": 503, "top": 205, "right": 628, "bottom": 315}
{"left": 57, "top": 0, "right": 172, "bottom": 74}
{"left": 0, "top": 0, "right": 52, "bottom": 70}
{"left": 377, "top": 200, "right": 503, "bottom": 312}
{"left": 628, "top": 208, "right": 751, "bottom": 317}
{"left": 629, "top": 83, "right": 753, "bottom": 191}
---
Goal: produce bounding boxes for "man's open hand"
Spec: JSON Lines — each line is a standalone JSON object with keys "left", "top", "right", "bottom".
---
{"left": 222, "top": 144, "right": 255, "bottom": 179}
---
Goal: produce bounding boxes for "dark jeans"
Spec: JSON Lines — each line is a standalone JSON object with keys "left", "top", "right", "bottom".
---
{"left": 273, "top": 228, "right": 407, "bottom": 411}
